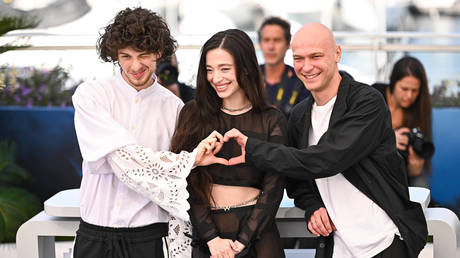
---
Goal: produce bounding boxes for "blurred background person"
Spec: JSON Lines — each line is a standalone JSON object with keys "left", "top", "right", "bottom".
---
{"left": 258, "top": 16, "right": 310, "bottom": 117}
{"left": 372, "top": 56, "right": 433, "bottom": 188}
{"left": 157, "top": 54, "right": 195, "bottom": 103}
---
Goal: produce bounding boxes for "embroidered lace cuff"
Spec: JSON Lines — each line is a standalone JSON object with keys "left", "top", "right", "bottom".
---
{"left": 107, "top": 145, "right": 196, "bottom": 221}
{"left": 169, "top": 216, "right": 193, "bottom": 258}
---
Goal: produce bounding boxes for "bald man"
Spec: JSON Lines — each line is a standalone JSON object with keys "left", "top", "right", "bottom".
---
{"left": 223, "top": 23, "right": 427, "bottom": 257}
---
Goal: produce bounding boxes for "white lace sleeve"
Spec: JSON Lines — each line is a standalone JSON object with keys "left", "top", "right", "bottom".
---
{"left": 107, "top": 144, "right": 197, "bottom": 221}
{"left": 169, "top": 216, "right": 192, "bottom": 258}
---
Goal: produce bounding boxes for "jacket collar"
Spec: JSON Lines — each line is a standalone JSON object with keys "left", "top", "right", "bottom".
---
{"left": 329, "top": 71, "right": 353, "bottom": 126}
{"left": 303, "top": 71, "right": 353, "bottom": 135}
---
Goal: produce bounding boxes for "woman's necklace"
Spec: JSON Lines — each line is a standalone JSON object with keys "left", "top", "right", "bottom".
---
{"left": 221, "top": 103, "right": 252, "bottom": 112}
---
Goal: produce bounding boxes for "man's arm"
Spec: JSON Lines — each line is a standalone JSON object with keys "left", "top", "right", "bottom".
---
{"left": 225, "top": 88, "right": 390, "bottom": 180}
{"left": 287, "top": 179, "right": 334, "bottom": 236}
{"left": 72, "top": 84, "right": 137, "bottom": 170}
{"left": 107, "top": 146, "right": 195, "bottom": 220}
{"left": 286, "top": 179, "right": 323, "bottom": 216}
{"left": 285, "top": 117, "right": 333, "bottom": 237}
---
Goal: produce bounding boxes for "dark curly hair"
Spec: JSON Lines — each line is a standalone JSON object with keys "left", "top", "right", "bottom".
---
{"left": 97, "top": 7, "right": 177, "bottom": 63}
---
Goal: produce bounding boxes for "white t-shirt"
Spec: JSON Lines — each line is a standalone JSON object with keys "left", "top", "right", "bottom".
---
{"left": 309, "top": 96, "right": 399, "bottom": 258}
{"left": 73, "top": 71, "right": 184, "bottom": 228}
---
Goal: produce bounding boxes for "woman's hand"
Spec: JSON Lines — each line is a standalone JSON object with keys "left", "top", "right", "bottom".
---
{"left": 395, "top": 127, "right": 425, "bottom": 176}
{"left": 394, "top": 127, "right": 411, "bottom": 151}
{"left": 194, "top": 131, "right": 228, "bottom": 167}
{"left": 232, "top": 240, "right": 245, "bottom": 254}
{"left": 207, "top": 236, "right": 238, "bottom": 258}
{"left": 407, "top": 146, "right": 425, "bottom": 177}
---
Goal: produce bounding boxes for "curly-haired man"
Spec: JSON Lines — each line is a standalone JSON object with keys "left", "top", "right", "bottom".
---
{"left": 72, "top": 7, "right": 189, "bottom": 258}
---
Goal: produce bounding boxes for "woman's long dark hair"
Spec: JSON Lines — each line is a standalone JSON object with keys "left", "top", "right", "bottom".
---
{"left": 170, "top": 29, "right": 267, "bottom": 204}
{"left": 389, "top": 56, "right": 432, "bottom": 172}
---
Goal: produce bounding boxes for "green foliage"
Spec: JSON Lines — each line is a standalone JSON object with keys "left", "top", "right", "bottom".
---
{"left": 0, "top": 45, "right": 30, "bottom": 55}
{"left": 0, "top": 140, "right": 40, "bottom": 243}
{"left": 431, "top": 79, "right": 460, "bottom": 107}
{"left": 0, "top": 141, "right": 30, "bottom": 186}
{"left": 0, "top": 15, "right": 39, "bottom": 54}
{"left": 0, "top": 187, "right": 40, "bottom": 242}
{"left": 0, "top": 65, "right": 80, "bottom": 107}
{"left": 0, "top": 14, "right": 41, "bottom": 243}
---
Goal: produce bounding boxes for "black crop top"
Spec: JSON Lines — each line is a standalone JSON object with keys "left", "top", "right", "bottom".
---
{"left": 189, "top": 107, "right": 288, "bottom": 247}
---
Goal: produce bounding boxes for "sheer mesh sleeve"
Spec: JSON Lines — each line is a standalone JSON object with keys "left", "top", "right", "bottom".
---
{"left": 188, "top": 196, "right": 220, "bottom": 243}
{"left": 107, "top": 144, "right": 196, "bottom": 221}
{"left": 236, "top": 113, "right": 287, "bottom": 247}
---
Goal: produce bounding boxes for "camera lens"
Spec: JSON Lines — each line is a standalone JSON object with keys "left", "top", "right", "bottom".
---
{"left": 412, "top": 138, "right": 435, "bottom": 159}
{"left": 408, "top": 128, "right": 435, "bottom": 159}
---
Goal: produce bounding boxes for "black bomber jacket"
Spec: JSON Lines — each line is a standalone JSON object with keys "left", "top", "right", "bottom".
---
{"left": 245, "top": 72, "right": 428, "bottom": 257}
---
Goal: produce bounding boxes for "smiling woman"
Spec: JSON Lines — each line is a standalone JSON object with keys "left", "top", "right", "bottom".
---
{"left": 171, "top": 29, "right": 287, "bottom": 258}
{"left": 205, "top": 48, "right": 247, "bottom": 105}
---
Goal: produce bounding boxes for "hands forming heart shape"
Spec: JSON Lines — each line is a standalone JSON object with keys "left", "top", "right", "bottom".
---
{"left": 194, "top": 129, "right": 248, "bottom": 167}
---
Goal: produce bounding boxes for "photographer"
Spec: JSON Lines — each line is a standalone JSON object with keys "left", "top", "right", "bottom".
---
{"left": 156, "top": 54, "right": 195, "bottom": 103}
{"left": 372, "top": 56, "right": 433, "bottom": 188}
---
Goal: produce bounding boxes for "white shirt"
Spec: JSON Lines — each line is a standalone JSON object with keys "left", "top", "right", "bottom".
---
{"left": 309, "top": 96, "right": 399, "bottom": 258}
{"left": 72, "top": 71, "right": 184, "bottom": 228}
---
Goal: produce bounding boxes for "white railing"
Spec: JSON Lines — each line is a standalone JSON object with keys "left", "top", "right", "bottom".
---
{"left": 4, "top": 31, "right": 460, "bottom": 51}
{"left": 2, "top": 31, "right": 460, "bottom": 82}
{"left": 16, "top": 187, "right": 460, "bottom": 258}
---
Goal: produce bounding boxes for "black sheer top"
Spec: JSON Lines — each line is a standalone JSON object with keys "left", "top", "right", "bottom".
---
{"left": 190, "top": 107, "right": 287, "bottom": 247}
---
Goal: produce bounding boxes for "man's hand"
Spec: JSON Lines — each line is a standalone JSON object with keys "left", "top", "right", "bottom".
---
{"left": 308, "top": 207, "right": 336, "bottom": 237}
{"left": 223, "top": 128, "right": 248, "bottom": 165}
{"left": 207, "top": 236, "right": 238, "bottom": 258}
{"left": 194, "top": 131, "right": 229, "bottom": 166}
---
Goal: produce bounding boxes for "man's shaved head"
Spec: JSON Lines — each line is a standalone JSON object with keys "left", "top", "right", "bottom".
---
{"left": 291, "top": 22, "right": 342, "bottom": 105}
{"left": 292, "top": 22, "right": 337, "bottom": 52}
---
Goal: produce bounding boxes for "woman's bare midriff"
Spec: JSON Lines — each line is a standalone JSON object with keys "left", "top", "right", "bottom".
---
{"left": 210, "top": 184, "right": 261, "bottom": 209}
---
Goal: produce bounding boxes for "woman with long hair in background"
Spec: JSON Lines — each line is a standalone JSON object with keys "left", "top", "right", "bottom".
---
{"left": 373, "top": 56, "right": 433, "bottom": 188}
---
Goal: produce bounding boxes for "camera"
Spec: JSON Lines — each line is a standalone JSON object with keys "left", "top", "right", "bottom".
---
{"left": 404, "top": 127, "right": 435, "bottom": 159}
{"left": 157, "top": 63, "right": 179, "bottom": 87}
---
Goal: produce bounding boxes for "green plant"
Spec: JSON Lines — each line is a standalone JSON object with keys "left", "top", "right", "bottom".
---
{"left": 0, "top": 140, "right": 40, "bottom": 243}
{"left": 0, "top": 14, "right": 76, "bottom": 107}
{"left": 0, "top": 15, "right": 39, "bottom": 54}
{"left": 0, "top": 14, "right": 50, "bottom": 244}
{"left": 0, "top": 65, "right": 79, "bottom": 107}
